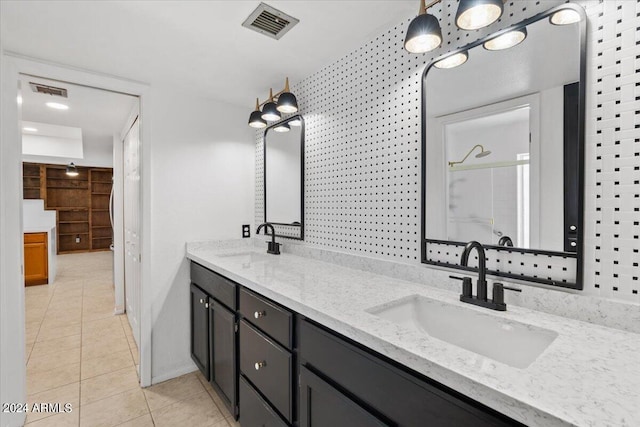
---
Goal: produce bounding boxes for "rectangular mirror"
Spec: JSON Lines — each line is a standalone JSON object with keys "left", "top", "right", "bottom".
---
{"left": 422, "top": 5, "right": 586, "bottom": 288}
{"left": 264, "top": 115, "right": 304, "bottom": 239}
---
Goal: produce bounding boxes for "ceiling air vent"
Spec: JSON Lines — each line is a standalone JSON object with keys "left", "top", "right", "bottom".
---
{"left": 242, "top": 2, "right": 299, "bottom": 40}
{"left": 29, "top": 82, "right": 68, "bottom": 98}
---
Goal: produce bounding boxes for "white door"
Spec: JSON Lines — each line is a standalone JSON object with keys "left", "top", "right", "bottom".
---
{"left": 123, "top": 118, "right": 141, "bottom": 346}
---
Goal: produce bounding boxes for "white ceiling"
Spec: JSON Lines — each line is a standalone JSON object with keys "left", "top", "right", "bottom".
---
{"left": 19, "top": 74, "right": 137, "bottom": 161}
{"left": 1, "top": 1, "right": 418, "bottom": 108}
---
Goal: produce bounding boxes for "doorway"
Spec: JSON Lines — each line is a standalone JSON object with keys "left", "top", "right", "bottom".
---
{"left": 18, "top": 72, "right": 144, "bottom": 422}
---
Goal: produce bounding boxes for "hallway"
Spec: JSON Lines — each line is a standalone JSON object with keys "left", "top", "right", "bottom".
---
{"left": 24, "top": 252, "right": 234, "bottom": 426}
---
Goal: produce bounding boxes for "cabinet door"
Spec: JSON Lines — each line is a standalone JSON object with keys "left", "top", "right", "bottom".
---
{"left": 24, "top": 233, "right": 48, "bottom": 286}
{"left": 190, "top": 284, "right": 210, "bottom": 379}
{"left": 300, "top": 365, "right": 390, "bottom": 427}
{"left": 210, "top": 300, "right": 237, "bottom": 418}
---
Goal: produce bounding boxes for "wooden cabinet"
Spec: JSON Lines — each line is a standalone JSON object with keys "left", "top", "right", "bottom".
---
{"left": 24, "top": 232, "right": 48, "bottom": 286}
{"left": 190, "top": 263, "right": 239, "bottom": 419}
{"left": 190, "top": 283, "right": 210, "bottom": 378}
{"left": 190, "top": 263, "right": 522, "bottom": 427}
{"left": 22, "top": 163, "right": 113, "bottom": 254}
{"left": 299, "top": 365, "right": 389, "bottom": 427}
{"left": 210, "top": 300, "right": 237, "bottom": 415}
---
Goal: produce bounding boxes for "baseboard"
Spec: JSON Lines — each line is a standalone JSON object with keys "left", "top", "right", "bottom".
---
{"left": 113, "top": 305, "right": 125, "bottom": 315}
{"left": 150, "top": 363, "right": 198, "bottom": 385}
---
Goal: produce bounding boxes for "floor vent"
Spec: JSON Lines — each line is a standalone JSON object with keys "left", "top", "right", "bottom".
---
{"left": 29, "top": 82, "right": 68, "bottom": 98}
{"left": 242, "top": 2, "right": 299, "bottom": 40}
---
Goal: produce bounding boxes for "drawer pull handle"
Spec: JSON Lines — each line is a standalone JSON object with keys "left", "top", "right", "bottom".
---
{"left": 199, "top": 298, "right": 204, "bottom": 304}
{"left": 254, "top": 311, "right": 266, "bottom": 319}
{"left": 254, "top": 361, "right": 266, "bottom": 370}
{"left": 205, "top": 302, "right": 209, "bottom": 309}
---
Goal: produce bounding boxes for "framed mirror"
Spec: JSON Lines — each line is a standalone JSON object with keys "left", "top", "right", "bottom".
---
{"left": 421, "top": 4, "right": 586, "bottom": 288}
{"left": 264, "top": 114, "right": 304, "bottom": 240}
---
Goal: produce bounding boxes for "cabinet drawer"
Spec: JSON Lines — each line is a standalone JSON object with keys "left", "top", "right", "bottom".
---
{"left": 24, "top": 232, "right": 47, "bottom": 244}
{"left": 239, "top": 376, "right": 288, "bottom": 427}
{"left": 190, "top": 262, "right": 236, "bottom": 310}
{"left": 299, "top": 320, "right": 520, "bottom": 427}
{"left": 240, "top": 320, "right": 292, "bottom": 423}
{"left": 239, "top": 287, "right": 292, "bottom": 349}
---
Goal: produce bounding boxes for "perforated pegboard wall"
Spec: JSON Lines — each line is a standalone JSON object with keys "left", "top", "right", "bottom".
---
{"left": 255, "top": 0, "right": 640, "bottom": 302}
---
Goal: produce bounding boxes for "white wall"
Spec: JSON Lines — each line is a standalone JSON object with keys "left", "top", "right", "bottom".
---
{"left": 0, "top": 46, "right": 27, "bottom": 427}
{"left": 22, "top": 134, "right": 114, "bottom": 167}
{"left": 148, "top": 88, "right": 255, "bottom": 382}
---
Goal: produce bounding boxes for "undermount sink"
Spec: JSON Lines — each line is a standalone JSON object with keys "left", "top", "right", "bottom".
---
{"left": 367, "top": 295, "right": 558, "bottom": 369}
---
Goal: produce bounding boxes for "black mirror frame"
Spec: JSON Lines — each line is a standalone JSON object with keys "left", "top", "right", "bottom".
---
{"left": 263, "top": 114, "right": 305, "bottom": 240}
{"left": 420, "top": 3, "right": 587, "bottom": 289}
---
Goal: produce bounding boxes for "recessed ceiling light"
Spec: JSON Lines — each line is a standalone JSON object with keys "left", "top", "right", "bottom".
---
{"left": 22, "top": 127, "right": 38, "bottom": 132}
{"left": 46, "top": 102, "right": 69, "bottom": 110}
{"left": 434, "top": 51, "right": 469, "bottom": 69}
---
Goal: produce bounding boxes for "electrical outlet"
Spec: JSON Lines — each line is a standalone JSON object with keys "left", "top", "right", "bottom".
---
{"left": 242, "top": 224, "right": 251, "bottom": 238}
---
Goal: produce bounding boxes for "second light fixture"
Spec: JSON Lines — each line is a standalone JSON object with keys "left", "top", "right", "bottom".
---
{"left": 248, "top": 77, "right": 299, "bottom": 129}
{"left": 405, "top": 0, "right": 505, "bottom": 54}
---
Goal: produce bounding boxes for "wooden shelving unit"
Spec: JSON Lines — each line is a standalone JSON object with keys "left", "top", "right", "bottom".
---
{"left": 22, "top": 163, "right": 113, "bottom": 254}
{"left": 22, "top": 163, "right": 44, "bottom": 199}
{"left": 89, "top": 169, "right": 113, "bottom": 251}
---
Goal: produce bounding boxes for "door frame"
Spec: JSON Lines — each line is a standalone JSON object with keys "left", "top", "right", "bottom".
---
{"left": 0, "top": 53, "right": 153, "bottom": 396}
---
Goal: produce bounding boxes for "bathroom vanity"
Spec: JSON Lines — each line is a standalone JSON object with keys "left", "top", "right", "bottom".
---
{"left": 186, "top": 241, "right": 640, "bottom": 427}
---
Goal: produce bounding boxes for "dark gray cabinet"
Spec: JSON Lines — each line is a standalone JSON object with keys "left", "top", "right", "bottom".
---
{"left": 299, "top": 365, "right": 389, "bottom": 427}
{"left": 191, "top": 262, "right": 522, "bottom": 427}
{"left": 239, "top": 376, "right": 288, "bottom": 427}
{"left": 190, "top": 263, "right": 239, "bottom": 420}
{"left": 190, "top": 283, "right": 209, "bottom": 378}
{"left": 210, "top": 300, "right": 237, "bottom": 417}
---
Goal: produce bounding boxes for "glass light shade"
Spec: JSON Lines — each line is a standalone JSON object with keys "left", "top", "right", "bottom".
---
{"left": 404, "top": 13, "right": 442, "bottom": 54}
{"left": 261, "top": 101, "right": 281, "bottom": 122}
{"left": 273, "top": 123, "right": 291, "bottom": 133}
{"left": 434, "top": 51, "right": 469, "bottom": 69}
{"left": 456, "top": 0, "right": 503, "bottom": 30}
{"left": 276, "top": 92, "right": 298, "bottom": 113}
{"left": 483, "top": 28, "right": 527, "bottom": 51}
{"left": 66, "top": 163, "right": 79, "bottom": 177}
{"left": 550, "top": 9, "right": 581, "bottom": 25}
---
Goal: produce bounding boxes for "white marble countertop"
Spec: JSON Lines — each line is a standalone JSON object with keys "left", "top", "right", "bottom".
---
{"left": 186, "top": 241, "right": 640, "bottom": 427}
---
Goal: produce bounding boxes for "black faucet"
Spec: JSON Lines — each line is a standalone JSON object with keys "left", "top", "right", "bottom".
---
{"left": 498, "top": 236, "right": 514, "bottom": 247}
{"left": 256, "top": 223, "right": 280, "bottom": 255}
{"left": 450, "top": 240, "right": 521, "bottom": 311}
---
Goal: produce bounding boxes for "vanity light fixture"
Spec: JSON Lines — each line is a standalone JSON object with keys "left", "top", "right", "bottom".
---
{"left": 405, "top": 0, "right": 505, "bottom": 54}
{"left": 249, "top": 98, "right": 267, "bottom": 128}
{"left": 483, "top": 28, "right": 527, "bottom": 51}
{"left": 65, "top": 162, "right": 79, "bottom": 177}
{"left": 456, "top": 0, "right": 504, "bottom": 30}
{"left": 248, "top": 77, "right": 301, "bottom": 128}
{"left": 276, "top": 77, "right": 298, "bottom": 113}
{"left": 549, "top": 8, "right": 582, "bottom": 26}
{"left": 434, "top": 51, "right": 469, "bottom": 69}
{"left": 46, "top": 102, "right": 69, "bottom": 110}
{"left": 273, "top": 122, "right": 291, "bottom": 133}
{"left": 404, "top": 0, "right": 442, "bottom": 54}
{"left": 261, "top": 89, "right": 281, "bottom": 122}
{"left": 288, "top": 117, "right": 302, "bottom": 127}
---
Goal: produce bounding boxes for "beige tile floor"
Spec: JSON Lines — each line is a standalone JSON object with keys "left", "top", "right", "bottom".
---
{"left": 25, "top": 252, "right": 239, "bottom": 427}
